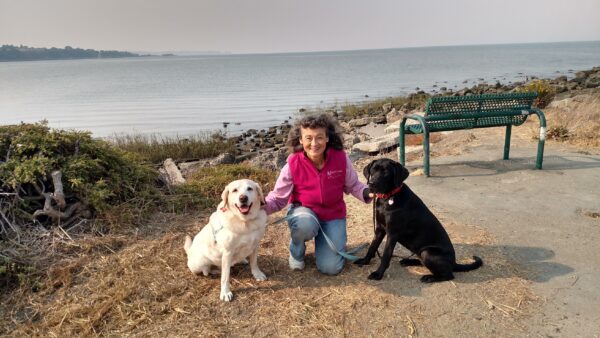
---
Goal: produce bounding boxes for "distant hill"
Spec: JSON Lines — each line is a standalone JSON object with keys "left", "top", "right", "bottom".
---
{"left": 0, "top": 45, "right": 144, "bottom": 62}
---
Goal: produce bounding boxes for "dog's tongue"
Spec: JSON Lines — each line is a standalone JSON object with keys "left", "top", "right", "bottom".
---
{"left": 239, "top": 205, "right": 250, "bottom": 213}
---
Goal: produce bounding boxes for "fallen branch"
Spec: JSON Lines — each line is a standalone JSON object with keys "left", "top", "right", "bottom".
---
{"left": 33, "top": 193, "right": 82, "bottom": 222}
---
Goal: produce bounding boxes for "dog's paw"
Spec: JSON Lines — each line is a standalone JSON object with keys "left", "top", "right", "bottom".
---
{"left": 420, "top": 275, "right": 437, "bottom": 283}
{"left": 253, "top": 270, "right": 267, "bottom": 281}
{"left": 220, "top": 290, "right": 234, "bottom": 302}
{"left": 353, "top": 258, "right": 370, "bottom": 266}
{"left": 367, "top": 271, "right": 383, "bottom": 280}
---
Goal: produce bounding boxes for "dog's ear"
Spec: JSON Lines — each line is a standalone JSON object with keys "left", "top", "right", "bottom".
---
{"left": 221, "top": 185, "right": 230, "bottom": 209}
{"left": 363, "top": 160, "right": 375, "bottom": 182}
{"left": 256, "top": 183, "right": 266, "bottom": 206}
{"left": 393, "top": 162, "right": 410, "bottom": 186}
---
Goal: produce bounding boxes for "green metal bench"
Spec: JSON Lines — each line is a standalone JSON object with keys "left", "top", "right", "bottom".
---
{"left": 398, "top": 92, "right": 547, "bottom": 176}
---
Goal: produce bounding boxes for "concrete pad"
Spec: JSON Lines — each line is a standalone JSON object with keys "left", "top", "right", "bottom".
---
{"left": 404, "top": 142, "right": 600, "bottom": 336}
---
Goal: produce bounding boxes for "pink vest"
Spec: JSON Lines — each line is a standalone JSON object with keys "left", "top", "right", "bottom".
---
{"left": 288, "top": 148, "right": 347, "bottom": 221}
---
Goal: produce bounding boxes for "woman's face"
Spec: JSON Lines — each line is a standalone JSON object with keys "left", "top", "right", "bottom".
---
{"left": 299, "top": 127, "right": 328, "bottom": 161}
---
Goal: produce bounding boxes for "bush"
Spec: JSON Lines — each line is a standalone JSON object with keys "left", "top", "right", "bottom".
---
{"left": 0, "top": 121, "right": 159, "bottom": 230}
{"left": 546, "top": 125, "right": 570, "bottom": 140}
{"left": 518, "top": 80, "right": 556, "bottom": 109}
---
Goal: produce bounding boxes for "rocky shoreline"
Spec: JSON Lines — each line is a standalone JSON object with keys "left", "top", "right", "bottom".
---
{"left": 164, "top": 66, "right": 600, "bottom": 181}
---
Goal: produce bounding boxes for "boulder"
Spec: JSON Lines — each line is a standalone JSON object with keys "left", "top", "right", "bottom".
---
{"left": 348, "top": 117, "right": 371, "bottom": 128}
{"left": 584, "top": 73, "right": 600, "bottom": 88}
{"left": 178, "top": 153, "right": 236, "bottom": 178}
{"left": 372, "top": 115, "right": 387, "bottom": 124}
{"left": 248, "top": 148, "right": 288, "bottom": 171}
{"left": 352, "top": 133, "right": 399, "bottom": 153}
{"left": 386, "top": 108, "right": 401, "bottom": 123}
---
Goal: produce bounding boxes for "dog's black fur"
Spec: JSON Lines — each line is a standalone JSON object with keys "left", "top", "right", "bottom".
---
{"left": 355, "top": 158, "right": 482, "bottom": 283}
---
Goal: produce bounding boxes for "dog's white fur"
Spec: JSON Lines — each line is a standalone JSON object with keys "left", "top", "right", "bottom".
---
{"left": 184, "top": 179, "right": 268, "bottom": 302}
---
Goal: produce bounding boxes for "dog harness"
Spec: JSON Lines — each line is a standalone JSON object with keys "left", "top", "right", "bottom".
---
{"left": 210, "top": 207, "right": 228, "bottom": 243}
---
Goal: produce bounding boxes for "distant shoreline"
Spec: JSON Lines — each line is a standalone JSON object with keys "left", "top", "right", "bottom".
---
{"left": 0, "top": 44, "right": 147, "bottom": 62}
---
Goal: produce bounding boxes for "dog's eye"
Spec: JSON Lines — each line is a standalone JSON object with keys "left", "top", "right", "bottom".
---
{"left": 232, "top": 188, "right": 238, "bottom": 193}
{"left": 247, "top": 187, "right": 253, "bottom": 191}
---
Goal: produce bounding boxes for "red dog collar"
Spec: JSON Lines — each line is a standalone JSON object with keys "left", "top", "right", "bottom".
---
{"left": 375, "top": 184, "right": 404, "bottom": 199}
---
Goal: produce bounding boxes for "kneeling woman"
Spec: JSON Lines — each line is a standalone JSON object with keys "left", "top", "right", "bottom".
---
{"left": 264, "top": 114, "right": 371, "bottom": 275}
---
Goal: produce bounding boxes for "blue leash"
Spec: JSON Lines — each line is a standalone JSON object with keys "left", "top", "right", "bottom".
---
{"left": 269, "top": 212, "right": 367, "bottom": 262}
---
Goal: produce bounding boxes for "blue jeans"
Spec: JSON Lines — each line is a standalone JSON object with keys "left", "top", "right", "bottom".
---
{"left": 287, "top": 205, "right": 347, "bottom": 275}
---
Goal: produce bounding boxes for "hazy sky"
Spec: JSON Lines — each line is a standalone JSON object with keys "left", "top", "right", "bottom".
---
{"left": 1, "top": 0, "right": 599, "bottom": 54}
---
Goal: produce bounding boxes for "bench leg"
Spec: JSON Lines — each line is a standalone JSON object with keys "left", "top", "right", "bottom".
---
{"left": 423, "top": 130, "right": 430, "bottom": 177}
{"left": 536, "top": 125, "right": 546, "bottom": 169}
{"left": 532, "top": 108, "right": 547, "bottom": 170}
{"left": 503, "top": 125, "right": 512, "bottom": 160}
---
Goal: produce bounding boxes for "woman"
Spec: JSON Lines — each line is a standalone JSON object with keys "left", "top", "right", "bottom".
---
{"left": 264, "top": 114, "right": 371, "bottom": 275}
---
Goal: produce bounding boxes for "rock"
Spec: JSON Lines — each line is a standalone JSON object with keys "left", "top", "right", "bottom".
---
{"left": 386, "top": 108, "right": 401, "bottom": 123}
{"left": 348, "top": 117, "right": 371, "bottom": 128}
{"left": 178, "top": 153, "right": 236, "bottom": 178}
{"left": 584, "top": 73, "right": 600, "bottom": 88}
{"left": 372, "top": 115, "right": 387, "bottom": 124}
{"left": 352, "top": 133, "right": 400, "bottom": 153}
{"left": 556, "top": 75, "right": 568, "bottom": 82}
{"left": 339, "top": 121, "right": 351, "bottom": 131}
{"left": 457, "top": 88, "right": 472, "bottom": 96}
{"left": 178, "top": 161, "right": 203, "bottom": 178}
{"left": 384, "top": 116, "right": 422, "bottom": 135}
{"left": 248, "top": 148, "right": 288, "bottom": 170}
{"left": 159, "top": 158, "right": 185, "bottom": 187}
{"left": 211, "top": 153, "right": 236, "bottom": 166}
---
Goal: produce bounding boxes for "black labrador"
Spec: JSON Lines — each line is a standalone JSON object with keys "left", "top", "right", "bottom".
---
{"left": 355, "top": 158, "right": 482, "bottom": 283}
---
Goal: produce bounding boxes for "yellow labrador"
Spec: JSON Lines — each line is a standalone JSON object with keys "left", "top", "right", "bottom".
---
{"left": 184, "top": 179, "right": 268, "bottom": 302}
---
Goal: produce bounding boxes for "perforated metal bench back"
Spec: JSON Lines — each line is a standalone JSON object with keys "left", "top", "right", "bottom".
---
{"left": 417, "top": 92, "right": 538, "bottom": 132}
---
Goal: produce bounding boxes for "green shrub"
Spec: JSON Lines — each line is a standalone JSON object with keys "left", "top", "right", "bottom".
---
{"left": 518, "top": 80, "right": 556, "bottom": 108}
{"left": 0, "top": 121, "right": 159, "bottom": 228}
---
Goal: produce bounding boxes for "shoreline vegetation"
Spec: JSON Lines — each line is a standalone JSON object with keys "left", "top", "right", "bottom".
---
{"left": 1, "top": 66, "right": 599, "bottom": 332}
{"left": 0, "top": 44, "right": 148, "bottom": 62}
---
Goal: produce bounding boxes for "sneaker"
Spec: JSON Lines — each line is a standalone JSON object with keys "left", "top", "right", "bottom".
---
{"left": 288, "top": 254, "right": 305, "bottom": 271}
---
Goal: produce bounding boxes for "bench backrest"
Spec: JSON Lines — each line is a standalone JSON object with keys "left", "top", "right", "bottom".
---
{"left": 425, "top": 92, "right": 537, "bottom": 116}
{"left": 422, "top": 92, "right": 538, "bottom": 131}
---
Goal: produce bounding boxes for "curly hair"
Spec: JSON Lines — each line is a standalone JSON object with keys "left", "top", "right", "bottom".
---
{"left": 286, "top": 114, "right": 344, "bottom": 153}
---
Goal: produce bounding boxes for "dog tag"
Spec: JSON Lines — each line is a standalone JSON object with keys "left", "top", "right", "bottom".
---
{"left": 388, "top": 199, "right": 394, "bottom": 206}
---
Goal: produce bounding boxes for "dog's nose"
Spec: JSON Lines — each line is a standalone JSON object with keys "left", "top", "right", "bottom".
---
{"left": 239, "top": 194, "right": 248, "bottom": 203}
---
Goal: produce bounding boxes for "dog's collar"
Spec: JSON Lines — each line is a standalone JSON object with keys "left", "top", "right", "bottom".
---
{"left": 375, "top": 184, "right": 404, "bottom": 200}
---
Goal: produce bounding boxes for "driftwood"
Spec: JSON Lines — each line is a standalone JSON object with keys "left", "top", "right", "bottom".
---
{"left": 50, "top": 170, "right": 66, "bottom": 210}
{"left": 30, "top": 170, "right": 89, "bottom": 226}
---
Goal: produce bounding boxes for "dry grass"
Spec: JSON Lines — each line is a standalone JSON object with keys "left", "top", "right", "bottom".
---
{"left": 533, "top": 92, "right": 600, "bottom": 148}
{"left": 2, "top": 180, "right": 542, "bottom": 337}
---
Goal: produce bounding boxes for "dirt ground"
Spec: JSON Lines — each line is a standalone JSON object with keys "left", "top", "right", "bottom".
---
{"left": 2, "top": 94, "right": 600, "bottom": 337}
